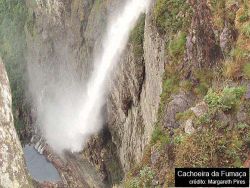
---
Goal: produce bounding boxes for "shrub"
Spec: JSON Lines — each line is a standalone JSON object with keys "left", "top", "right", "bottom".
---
{"left": 151, "top": 127, "right": 170, "bottom": 145}
{"left": 194, "top": 83, "right": 209, "bottom": 97}
{"left": 204, "top": 89, "right": 221, "bottom": 109}
{"left": 139, "top": 166, "right": 155, "bottom": 187}
{"left": 220, "top": 86, "right": 246, "bottom": 110}
{"left": 196, "top": 112, "right": 212, "bottom": 125}
{"left": 204, "top": 86, "right": 246, "bottom": 111}
{"left": 162, "top": 76, "right": 179, "bottom": 98}
{"left": 127, "top": 177, "right": 141, "bottom": 188}
{"left": 126, "top": 166, "right": 155, "bottom": 188}
{"left": 153, "top": 0, "right": 192, "bottom": 34}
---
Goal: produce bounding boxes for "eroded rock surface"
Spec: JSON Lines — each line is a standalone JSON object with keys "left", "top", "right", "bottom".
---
{"left": 107, "top": 2, "right": 165, "bottom": 172}
{"left": 0, "top": 57, "right": 32, "bottom": 188}
{"left": 26, "top": 0, "right": 165, "bottom": 180}
{"left": 184, "top": 0, "right": 222, "bottom": 77}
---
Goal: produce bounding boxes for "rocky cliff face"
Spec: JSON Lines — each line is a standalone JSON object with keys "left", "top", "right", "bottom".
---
{"left": 23, "top": 0, "right": 250, "bottom": 187}
{"left": 0, "top": 57, "right": 32, "bottom": 188}
{"left": 107, "top": 2, "right": 165, "bottom": 171}
{"left": 25, "top": 0, "right": 164, "bottom": 182}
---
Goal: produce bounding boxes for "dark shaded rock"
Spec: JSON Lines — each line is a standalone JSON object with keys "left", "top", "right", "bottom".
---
{"left": 220, "top": 23, "right": 237, "bottom": 55}
{"left": 214, "top": 110, "right": 236, "bottom": 129}
{"left": 184, "top": 0, "right": 222, "bottom": 78}
{"left": 236, "top": 107, "right": 248, "bottom": 123}
{"left": 164, "top": 92, "right": 194, "bottom": 128}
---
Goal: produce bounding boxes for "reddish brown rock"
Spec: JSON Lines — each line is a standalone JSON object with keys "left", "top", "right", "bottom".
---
{"left": 184, "top": 0, "right": 222, "bottom": 78}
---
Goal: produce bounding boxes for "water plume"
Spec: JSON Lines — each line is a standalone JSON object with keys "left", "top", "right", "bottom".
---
{"left": 29, "top": 0, "right": 150, "bottom": 154}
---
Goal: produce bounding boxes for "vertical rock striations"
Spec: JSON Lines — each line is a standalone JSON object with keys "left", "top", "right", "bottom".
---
{"left": 184, "top": 0, "right": 222, "bottom": 78}
{"left": 0, "top": 57, "right": 32, "bottom": 188}
{"left": 107, "top": 2, "right": 165, "bottom": 172}
{"left": 26, "top": 0, "right": 166, "bottom": 183}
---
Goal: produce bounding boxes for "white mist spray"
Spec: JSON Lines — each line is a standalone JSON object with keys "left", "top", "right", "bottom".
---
{"left": 30, "top": 0, "right": 150, "bottom": 154}
{"left": 66, "top": 0, "right": 150, "bottom": 153}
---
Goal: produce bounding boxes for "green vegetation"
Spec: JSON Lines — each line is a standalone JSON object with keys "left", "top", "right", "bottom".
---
{"left": 193, "top": 69, "right": 215, "bottom": 97}
{"left": 151, "top": 126, "right": 170, "bottom": 145}
{"left": 174, "top": 123, "right": 249, "bottom": 167}
{"left": 176, "top": 110, "right": 194, "bottom": 123}
{"left": 0, "top": 0, "right": 30, "bottom": 132}
{"left": 209, "top": 0, "right": 226, "bottom": 29}
{"left": 243, "top": 63, "right": 250, "bottom": 79}
{"left": 239, "top": 10, "right": 249, "bottom": 23}
{"left": 241, "top": 22, "right": 250, "bottom": 37}
{"left": 204, "top": 86, "right": 246, "bottom": 111}
{"left": 153, "top": 0, "right": 192, "bottom": 34}
{"left": 238, "top": 0, "right": 249, "bottom": 23}
{"left": 126, "top": 166, "right": 155, "bottom": 188}
{"left": 158, "top": 75, "right": 179, "bottom": 119}
{"left": 223, "top": 46, "right": 249, "bottom": 79}
{"left": 168, "top": 32, "right": 186, "bottom": 59}
{"left": 127, "top": 1, "right": 250, "bottom": 187}
{"left": 130, "top": 14, "right": 145, "bottom": 59}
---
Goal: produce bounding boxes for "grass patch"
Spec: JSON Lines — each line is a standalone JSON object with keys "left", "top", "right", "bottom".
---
{"left": 243, "top": 63, "right": 250, "bottom": 79}
{"left": 174, "top": 122, "right": 249, "bottom": 167}
{"left": 223, "top": 46, "right": 249, "bottom": 79}
{"left": 223, "top": 60, "right": 245, "bottom": 79}
{"left": 158, "top": 74, "right": 180, "bottom": 120}
{"left": 204, "top": 86, "right": 246, "bottom": 111}
{"left": 192, "top": 69, "right": 214, "bottom": 97}
{"left": 125, "top": 166, "right": 155, "bottom": 188}
{"left": 238, "top": 10, "right": 249, "bottom": 23}
{"left": 129, "top": 14, "right": 145, "bottom": 59}
{"left": 176, "top": 110, "right": 194, "bottom": 123}
{"left": 168, "top": 32, "right": 186, "bottom": 60}
{"left": 241, "top": 22, "right": 250, "bottom": 38}
{"left": 153, "top": 0, "right": 192, "bottom": 34}
{"left": 151, "top": 126, "right": 170, "bottom": 146}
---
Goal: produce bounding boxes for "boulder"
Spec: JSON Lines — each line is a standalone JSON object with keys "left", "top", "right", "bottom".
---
{"left": 184, "top": 119, "right": 195, "bottom": 134}
{"left": 164, "top": 92, "right": 193, "bottom": 128}
{"left": 191, "top": 101, "right": 208, "bottom": 117}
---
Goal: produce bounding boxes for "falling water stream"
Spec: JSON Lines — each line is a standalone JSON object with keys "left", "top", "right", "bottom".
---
{"left": 69, "top": 0, "right": 150, "bottom": 152}
{"left": 24, "top": 0, "right": 150, "bottom": 183}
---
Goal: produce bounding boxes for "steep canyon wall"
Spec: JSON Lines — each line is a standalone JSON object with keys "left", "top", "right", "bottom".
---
{"left": 25, "top": 0, "right": 165, "bottom": 178}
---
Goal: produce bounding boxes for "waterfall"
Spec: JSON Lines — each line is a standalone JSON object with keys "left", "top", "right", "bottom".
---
{"left": 29, "top": 0, "right": 150, "bottom": 154}
{"left": 72, "top": 0, "right": 150, "bottom": 150}
{"left": 69, "top": 0, "right": 150, "bottom": 152}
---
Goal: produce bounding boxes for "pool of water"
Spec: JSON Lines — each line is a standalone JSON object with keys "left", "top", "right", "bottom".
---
{"left": 23, "top": 145, "right": 61, "bottom": 182}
